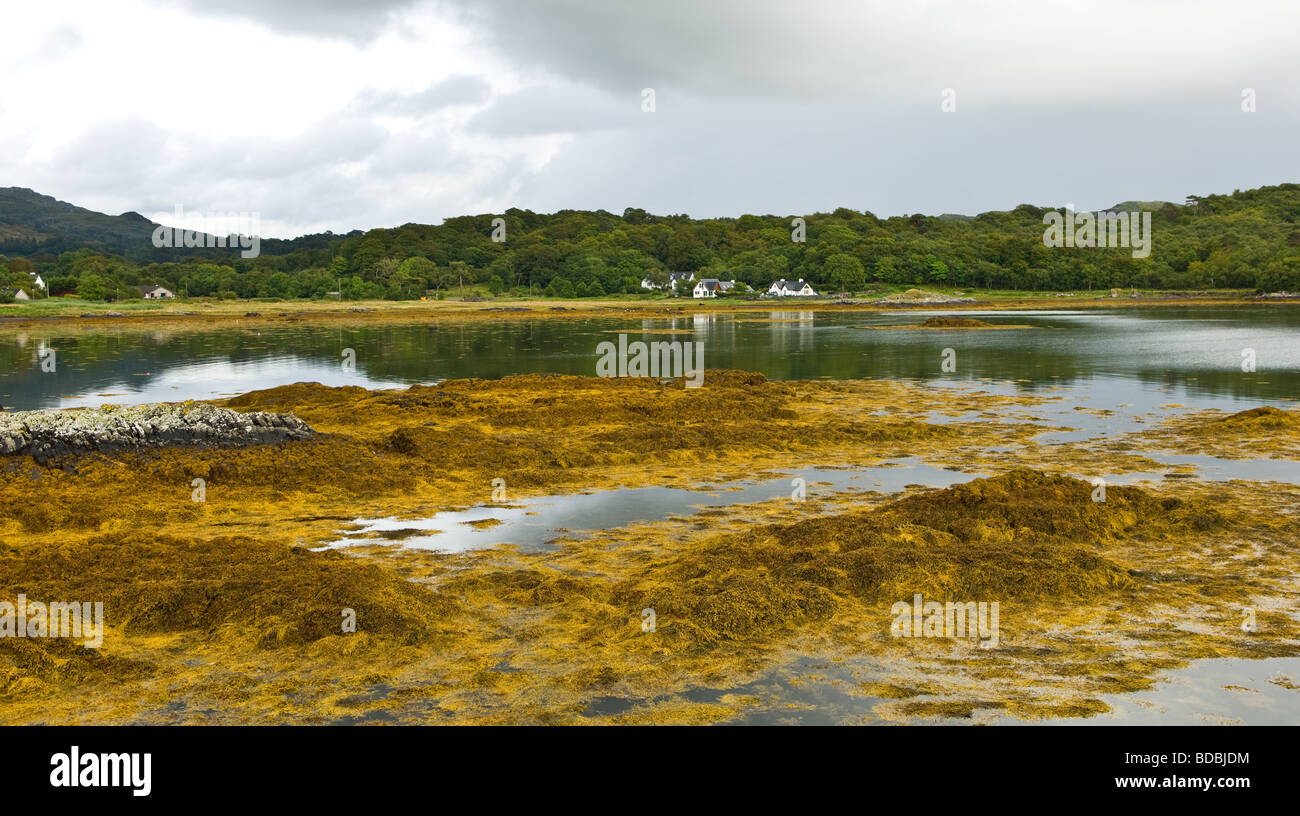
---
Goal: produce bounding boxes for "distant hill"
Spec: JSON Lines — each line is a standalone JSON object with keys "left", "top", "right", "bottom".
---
{"left": 0, "top": 188, "right": 339, "bottom": 262}
{"left": 0, "top": 188, "right": 164, "bottom": 259}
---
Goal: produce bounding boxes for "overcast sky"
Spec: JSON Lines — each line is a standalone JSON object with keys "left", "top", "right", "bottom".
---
{"left": 2, "top": 0, "right": 1297, "bottom": 238}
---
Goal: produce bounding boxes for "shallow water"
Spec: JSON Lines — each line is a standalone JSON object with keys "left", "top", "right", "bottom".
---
{"left": 323, "top": 459, "right": 978, "bottom": 553}
{"left": 2, "top": 306, "right": 1296, "bottom": 412}
{"left": 1024, "top": 656, "right": 1300, "bottom": 726}
{"left": 654, "top": 655, "right": 1300, "bottom": 725}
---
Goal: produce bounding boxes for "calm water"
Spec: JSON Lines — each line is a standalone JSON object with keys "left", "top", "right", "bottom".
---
{"left": 1, "top": 306, "right": 1297, "bottom": 411}
{"left": 321, "top": 459, "right": 978, "bottom": 553}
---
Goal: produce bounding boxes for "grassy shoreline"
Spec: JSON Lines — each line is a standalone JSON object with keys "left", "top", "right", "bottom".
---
{"left": 1, "top": 288, "right": 1296, "bottom": 331}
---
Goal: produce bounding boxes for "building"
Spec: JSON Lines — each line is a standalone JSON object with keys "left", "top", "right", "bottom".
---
{"left": 13, "top": 289, "right": 30, "bottom": 301}
{"left": 767, "top": 279, "right": 817, "bottom": 297}
{"left": 692, "top": 279, "right": 735, "bottom": 298}
{"left": 139, "top": 285, "right": 176, "bottom": 299}
{"left": 29, "top": 273, "right": 45, "bottom": 290}
{"left": 641, "top": 271, "right": 696, "bottom": 294}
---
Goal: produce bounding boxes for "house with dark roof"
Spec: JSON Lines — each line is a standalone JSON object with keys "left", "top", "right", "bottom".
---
{"left": 767, "top": 279, "right": 816, "bottom": 297}
{"left": 640, "top": 271, "right": 696, "bottom": 293}
{"left": 692, "top": 278, "right": 736, "bottom": 298}
{"left": 138, "top": 285, "right": 176, "bottom": 299}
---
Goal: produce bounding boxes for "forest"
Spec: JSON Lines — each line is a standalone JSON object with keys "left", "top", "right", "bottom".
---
{"left": 3, "top": 183, "right": 1299, "bottom": 302}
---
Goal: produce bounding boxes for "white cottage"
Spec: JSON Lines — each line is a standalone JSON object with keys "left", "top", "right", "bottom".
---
{"left": 767, "top": 279, "right": 816, "bottom": 297}
{"left": 692, "top": 279, "right": 735, "bottom": 298}
{"left": 640, "top": 271, "right": 695, "bottom": 292}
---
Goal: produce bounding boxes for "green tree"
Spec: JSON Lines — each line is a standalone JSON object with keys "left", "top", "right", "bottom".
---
{"left": 823, "top": 253, "right": 866, "bottom": 292}
{"left": 77, "top": 273, "right": 110, "bottom": 301}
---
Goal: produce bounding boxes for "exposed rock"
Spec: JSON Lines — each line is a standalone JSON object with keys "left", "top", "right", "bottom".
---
{"left": 872, "top": 288, "right": 979, "bottom": 306}
{"left": 920, "top": 316, "right": 994, "bottom": 328}
{"left": 0, "top": 402, "right": 315, "bottom": 462}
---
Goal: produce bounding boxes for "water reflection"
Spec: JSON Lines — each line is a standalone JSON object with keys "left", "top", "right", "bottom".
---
{"left": 1, "top": 306, "right": 1296, "bottom": 410}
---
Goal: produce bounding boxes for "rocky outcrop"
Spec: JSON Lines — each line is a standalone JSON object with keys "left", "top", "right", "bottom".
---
{"left": 0, "top": 402, "right": 315, "bottom": 461}
{"left": 872, "top": 288, "right": 979, "bottom": 306}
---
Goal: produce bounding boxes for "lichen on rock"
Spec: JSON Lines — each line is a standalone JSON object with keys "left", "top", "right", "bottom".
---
{"left": 0, "top": 402, "right": 315, "bottom": 462}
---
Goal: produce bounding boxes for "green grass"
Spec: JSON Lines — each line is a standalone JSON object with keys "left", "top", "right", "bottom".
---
{"left": 0, "top": 297, "right": 171, "bottom": 317}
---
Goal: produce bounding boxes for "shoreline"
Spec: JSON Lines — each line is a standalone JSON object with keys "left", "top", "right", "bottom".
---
{"left": 2, "top": 291, "right": 1298, "bottom": 332}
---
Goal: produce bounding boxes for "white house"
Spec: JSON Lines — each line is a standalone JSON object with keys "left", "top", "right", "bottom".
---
{"left": 692, "top": 279, "right": 735, "bottom": 298}
{"left": 140, "top": 285, "right": 176, "bottom": 299}
{"left": 640, "top": 271, "right": 695, "bottom": 293}
{"left": 13, "top": 289, "right": 30, "bottom": 301}
{"left": 767, "top": 279, "right": 817, "bottom": 297}
{"left": 29, "top": 273, "right": 45, "bottom": 290}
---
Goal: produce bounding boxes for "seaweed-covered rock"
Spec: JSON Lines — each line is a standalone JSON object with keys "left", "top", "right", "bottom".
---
{"left": 0, "top": 402, "right": 315, "bottom": 461}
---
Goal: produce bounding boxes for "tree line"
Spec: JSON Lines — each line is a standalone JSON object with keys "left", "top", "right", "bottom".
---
{"left": 4, "top": 183, "right": 1299, "bottom": 302}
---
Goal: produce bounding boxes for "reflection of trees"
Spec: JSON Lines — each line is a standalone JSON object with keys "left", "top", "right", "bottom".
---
{"left": 2, "top": 307, "right": 1297, "bottom": 410}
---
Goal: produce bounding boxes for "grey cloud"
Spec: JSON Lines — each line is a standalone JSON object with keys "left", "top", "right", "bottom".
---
{"left": 437, "top": 0, "right": 819, "bottom": 99}
{"left": 161, "top": 0, "right": 424, "bottom": 42}
{"left": 503, "top": 94, "right": 1300, "bottom": 221}
{"left": 352, "top": 74, "right": 491, "bottom": 117}
{"left": 366, "top": 130, "right": 462, "bottom": 175}
{"left": 41, "top": 116, "right": 172, "bottom": 192}
{"left": 466, "top": 83, "right": 641, "bottom": 136}
{"left": 435, "top": 0, "right": 1300, "bottom": 107}
{"left": 8, "top": 107, "right": 520, "bottom": 236}
{"left": 208, "top": 115, "right": 389, "bottom": 178}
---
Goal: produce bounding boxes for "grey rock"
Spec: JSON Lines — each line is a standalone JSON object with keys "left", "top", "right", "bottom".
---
{"left": 0, "top": 402, "right": 316, "bottom": 462}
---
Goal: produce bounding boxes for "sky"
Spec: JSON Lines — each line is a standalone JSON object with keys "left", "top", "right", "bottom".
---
{"left": 1, "top": 0, "right": 1297, "bottom": 238}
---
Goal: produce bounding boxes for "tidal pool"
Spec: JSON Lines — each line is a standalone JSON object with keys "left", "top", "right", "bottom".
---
{"left": 323, "top": 459, "right": 979, "bottom": 553}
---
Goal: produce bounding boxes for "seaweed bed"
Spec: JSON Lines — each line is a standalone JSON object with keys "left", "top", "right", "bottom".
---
{"left": 860, "top": 316, "right": 1032, "bottom": 330}
{"left": 1113, "top": 405, "right": 1300, "bottom": 460}
{"left": 1, "top": 372, "right": 1296, "bottom": 724}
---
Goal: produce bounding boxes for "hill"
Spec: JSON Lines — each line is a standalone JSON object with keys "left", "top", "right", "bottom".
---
{"left": 0, "top": 187, "right": 162, "bottom": 259}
